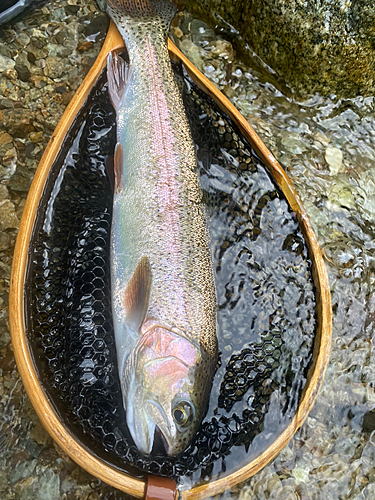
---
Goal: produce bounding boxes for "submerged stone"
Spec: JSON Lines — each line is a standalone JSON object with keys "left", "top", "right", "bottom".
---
{"left": 0, "top": 55, "right": 15, "bottom": 73}
{"left": 0, "top": 200, "right": 19, "bottom": 231}
{"left": 15, "top": 468, "right": 60, "bottom": 500}
{"left": 325, "top": 146, "right": 343, "bottom": 175}
{"left": 43, "top": 57, "right": 65, "bottom": 79}
{"left": 9, "top": 460, "right": 37, "bottom": 485}
{"left": 281, "top": 136, "right": 308, "bottom": 155}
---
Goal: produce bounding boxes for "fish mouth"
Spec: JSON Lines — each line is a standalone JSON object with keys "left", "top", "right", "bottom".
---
{"left": 127, "top": 399, "right": 175, "bottom": 455}
{"left": 151, "top": 425, "right": 169, "bottom": 455}
{"left": 146, "top": 400, "right": 176, "bottom": 455}
{"left": 127, "top": 406, "right": 156, "bottom": 455}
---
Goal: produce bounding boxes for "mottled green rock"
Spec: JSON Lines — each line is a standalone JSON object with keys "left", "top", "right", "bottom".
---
{"left": 9, "top": 460, "right": 37, "bottom": 485}
{"left": 15, "top": 468, "right": 60, "bottom": 500}
{"left": 183, "top": 0, "right": 375, "bottom": 97}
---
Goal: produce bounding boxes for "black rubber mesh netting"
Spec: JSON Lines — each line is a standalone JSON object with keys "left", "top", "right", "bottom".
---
{"left": 25, "top": 62, "right": 316, "bottom": 484}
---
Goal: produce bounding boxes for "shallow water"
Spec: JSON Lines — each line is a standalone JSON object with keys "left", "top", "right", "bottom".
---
{"left": 171, "top": 10, "right": 375, "bottom": 500}
{"left": 0, "top": 1, "right": 374, "bottom": 499}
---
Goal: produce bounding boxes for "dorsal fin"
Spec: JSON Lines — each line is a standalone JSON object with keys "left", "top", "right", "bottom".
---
{"left": 124, "top": 256, "right": 152, "bottom": 333}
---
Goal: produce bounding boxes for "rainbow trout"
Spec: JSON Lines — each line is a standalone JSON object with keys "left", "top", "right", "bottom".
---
{"left": 106, "top": 0, "right": 218, "bottom": 455}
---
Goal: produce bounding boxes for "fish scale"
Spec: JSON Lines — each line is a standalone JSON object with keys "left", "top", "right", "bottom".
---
{"left": 107, "top": 0, "right": 218, "bottom": 455}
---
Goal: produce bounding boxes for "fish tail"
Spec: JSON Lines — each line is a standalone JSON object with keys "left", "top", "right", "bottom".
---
{"left": 107, "top": 0, "right": 177, "bottom": 38}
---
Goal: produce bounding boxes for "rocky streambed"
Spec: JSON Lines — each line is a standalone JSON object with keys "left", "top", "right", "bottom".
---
{"left": 0, "top": 1, "right": 374, "bottom": 499}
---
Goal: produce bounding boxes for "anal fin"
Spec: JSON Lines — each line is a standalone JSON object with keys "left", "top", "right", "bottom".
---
{"left": 124, "top": 256, "right": 152, "bottom": 334}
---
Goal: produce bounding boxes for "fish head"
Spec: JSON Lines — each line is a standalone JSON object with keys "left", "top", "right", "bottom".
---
{"left": 123, "top": 326, "right": 213, "bottom": 456}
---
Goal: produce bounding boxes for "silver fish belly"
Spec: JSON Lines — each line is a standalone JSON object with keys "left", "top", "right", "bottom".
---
{"left": 107, "top": 0, "right": 217, "bottom": 456}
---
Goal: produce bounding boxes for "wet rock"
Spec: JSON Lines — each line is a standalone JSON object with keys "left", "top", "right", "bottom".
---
{"left": 0, "top": 184, "right": 9, "bottom": 200}
{"left": 30, "top": 422, "right": 51, "bottom": 447}
{"left": 9, "top": 460, "right": 38, "bottom": 485}
{"left": 3, "top": 68, "right": 18, "bottom": 81}
{"left": 188, "top": 18, "right": 216, "bottom": 46}
{"left": 184, "top": 0, "right": 375, "bottom": 97}
{"left": 281, "top": 136, "right": 308, "bottom": 155}
{"left": 0, "top": 331, "right": 10, "bottom": 349}
{"left": 95, "top": 0, "right": 106, "bottom": 11}
{"left": 362, "top": 409, "right": 375, "bottom": 433}
{"left": 26, "top": 43, "right": 48, "bottom": 64}
{"left": 15, "top": 64, "right": 30, "bottom": 82}
{"left": 54, "top": 26, "right": 79, "bottom": 54}
{"left": 8, "top": 164, "right": 33, "bottom": 192}
{"left": 0, "top": 55, "right": 15, "bottom": 73}
{"left": 46, "top": 42, "right": 72, "bottom": 59}
{"left": 29, "top": 131, "right": 44, "bottom": 144}
{"left": 209, "top": 39, "right": 235, "bottom": 63}
{"left": 0, "top": 98, "right": 14, "bottom": 110}
{"left": 82, "top": 13, "right": 109, "bottom": 39}
{"left": 0, "top": 131, "right": 13, "bottom": 156}
{"left": 43, "top": 57, "right": 65, "bottom": 79}
{"left": 325, "top": 146, "right": 343, "bottom": 175}
{"left": 0, "top": 200, "right": 19, "bottom": 231}
{"left": 15, "top": 33, "right": 31, "bottom": 49}
{"left": 313, "top": 131, "right": 330, "bottom": 146}
{"left": 66, "top": 3, "right": 80, "bottom": 15}
{"left": 15, "top": 50, "right": 30, "bottom": 70}
{"left": 0, "top": 345, "right": 15, "bottom": 370}
{"left": 0, "top": 165, "right": 8, "bottom": 180}
{"left": 2, "top": 147, "right": 17, "bottom": 167}
{"left": 11, "top": 450, "right": 30, "bottom": 468}
{"left": 16, "top": 198, "right": 26, "bottom": 219}
{"left": 0, "top": 42, "right": 14, "bottom": 60}
{"left": 179, "top": 39, "right": 204, "bottom": 71}
{"left": 38, "top": 448, "right": 59, "bottom": 467}
{"left": 51, "top": 7, "right": 67, "bottom": 22}
{"left": 291, "top": 466, "right": 310, "bottom": 485}
{"left": 0, "top": 233, "right": 11, "bottom": 251}
{"left": 2, "top": 108, "right": 35, "bottom": 138}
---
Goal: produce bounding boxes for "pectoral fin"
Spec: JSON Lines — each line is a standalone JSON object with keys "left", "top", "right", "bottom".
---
{"left": 107, "top": 51, "right": 134, "bottom": 111}
{"left": 124, "top": 256, "right": 152, "bottom": 333}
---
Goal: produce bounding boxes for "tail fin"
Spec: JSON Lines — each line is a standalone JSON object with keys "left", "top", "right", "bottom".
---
{"left": 107, "top": 0, "right": 177, "bottom": 37}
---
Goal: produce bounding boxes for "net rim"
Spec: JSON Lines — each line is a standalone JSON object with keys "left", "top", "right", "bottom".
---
{"left": 9, "top": 21, "right": 332, "bottom": 500}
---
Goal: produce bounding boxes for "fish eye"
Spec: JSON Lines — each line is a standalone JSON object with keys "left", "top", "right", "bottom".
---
{"left": 172, "top": 401, "right": 194, "bottom": 427}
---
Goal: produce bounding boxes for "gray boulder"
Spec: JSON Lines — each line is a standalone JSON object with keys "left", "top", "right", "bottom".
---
{"left": 182, "top": 0, "right": 375, "bottom": 97}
